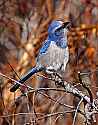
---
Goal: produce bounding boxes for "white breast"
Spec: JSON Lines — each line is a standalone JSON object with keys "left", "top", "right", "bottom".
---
{"left": 37, "top": 41, "right": 69, "bottom": 71}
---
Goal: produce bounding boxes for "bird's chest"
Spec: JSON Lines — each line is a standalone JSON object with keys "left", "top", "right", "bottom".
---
{"left": 38, "top": 42, "right": 66, "bottom": 70}
{"left": 47, "top": 42, "right": 65, "bottom": 62}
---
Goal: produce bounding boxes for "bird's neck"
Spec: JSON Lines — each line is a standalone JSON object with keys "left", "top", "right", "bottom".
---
{"left": 48, "top": 36, "right": 67, "bottom": 48}
{"left": 56, "top": 36, "right": 67, "bottom": 48}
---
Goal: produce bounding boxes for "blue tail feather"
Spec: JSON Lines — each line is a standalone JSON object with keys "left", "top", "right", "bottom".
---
{"left": 10, "top": 66, "right": 45, "bottom": 92}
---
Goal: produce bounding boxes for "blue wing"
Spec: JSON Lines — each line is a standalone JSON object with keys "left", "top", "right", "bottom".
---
{"left": 39, "top": 39, "right": 51, "bottom": 55}
{"left": 36, "top": 39, "right": 51, "bottom": 62}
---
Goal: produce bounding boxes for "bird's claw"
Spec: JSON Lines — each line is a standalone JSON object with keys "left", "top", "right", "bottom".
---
{"left": 46, "top": 67, "right": 56, "bottom": 74}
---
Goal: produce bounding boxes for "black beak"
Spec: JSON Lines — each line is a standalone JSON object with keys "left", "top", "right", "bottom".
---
{"left": 56, "top": 21, "right": 71, "bottom": 31}
{"left": 63, "top": 21, "right": 71, "bottom": 30}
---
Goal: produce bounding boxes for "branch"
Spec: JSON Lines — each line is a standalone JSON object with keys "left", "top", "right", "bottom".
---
{"left": 0, "top": 71, "right": 98, "bottom": 124}
{"left": 46, "top": 71, "right": 98, "bottom": 124}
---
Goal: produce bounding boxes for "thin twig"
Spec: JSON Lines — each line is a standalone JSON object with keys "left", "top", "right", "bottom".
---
{"left": 24, "top": 110, "right": 75, "bottom": 125}
{"left": 30, "top": 90, "right": 74, "bottom": 109}
{"left": 25, "top": 91, "right": 33, "bottom": 125}
{"left": 0, "top": 72, "right": 34, "bottom": 90}
{"left": 32, "top": 91, "right": 37, "bottom": 125}
{"left": 72, "top": 98, "right": 83, "bottom": 125}
{"left": 50, "top": 93, "right": 66, "bottom": 125}
{"left": 0, "top": 112, "right": 44, "bottom": 118}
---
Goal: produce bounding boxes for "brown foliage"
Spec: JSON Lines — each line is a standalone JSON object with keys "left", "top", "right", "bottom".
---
{"left": 0, "top": 0, "right": 98, "bottom": 125}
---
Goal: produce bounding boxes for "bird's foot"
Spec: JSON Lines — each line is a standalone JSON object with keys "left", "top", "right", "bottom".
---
{"left": 46, "top": 67, "right": 56, "bottom": 74}
{"left": 46, "top": 67, "right": 64, "bottom": 87}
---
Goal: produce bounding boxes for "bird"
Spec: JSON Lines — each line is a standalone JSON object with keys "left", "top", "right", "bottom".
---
{"left": 10, "top": 20, "right": 70, "bottom": 92}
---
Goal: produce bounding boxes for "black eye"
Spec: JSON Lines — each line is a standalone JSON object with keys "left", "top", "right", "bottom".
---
{"left": 55, "top": 29, "right": 62, "bottom": 36}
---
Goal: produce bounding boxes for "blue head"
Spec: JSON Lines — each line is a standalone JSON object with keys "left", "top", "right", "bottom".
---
{"left": 48, "top": 20, "right": 70, "bottom": 48}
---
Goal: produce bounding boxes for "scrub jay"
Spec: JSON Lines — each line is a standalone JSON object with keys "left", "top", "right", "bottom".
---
{"left": 10, "top": 20, "right": 70, "bottom": 92}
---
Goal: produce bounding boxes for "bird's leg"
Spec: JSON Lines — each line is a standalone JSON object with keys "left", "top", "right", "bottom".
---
{"left": 46, "top": 67, "right": 56, "bottom": 74}
{"left": 52, "top": 72, "right": 64, "bottom": 87}
{"left": 46, "top": 67, "right": 64, "bottom": 87}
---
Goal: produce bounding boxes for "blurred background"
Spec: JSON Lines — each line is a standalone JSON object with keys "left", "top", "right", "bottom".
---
{"left": 0, "top": 0, "right": 98, "bottom": 125}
